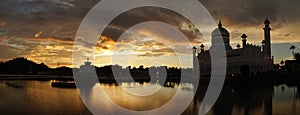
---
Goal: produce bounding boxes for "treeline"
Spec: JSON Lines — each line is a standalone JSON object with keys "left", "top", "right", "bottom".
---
{"left": 0, "top": 57, "right": 51, "bottom": 74}
{"left": 95, "top": 65, "right": 185, "bottom": 78}
{"left": 0, "top": 57, "right": 189, "bottom": 77}
{"left": 0, "top": 57, "right": 72, "bottom": 75}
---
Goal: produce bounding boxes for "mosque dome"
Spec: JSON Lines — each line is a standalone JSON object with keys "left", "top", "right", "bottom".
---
{"left": 210, "top": 20, "right": 232, "bottom": 50}
{"left": 212, "top": 20, "right": 230, "bottom": 38}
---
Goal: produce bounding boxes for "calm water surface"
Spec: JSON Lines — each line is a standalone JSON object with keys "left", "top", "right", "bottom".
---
{"left": 0, "top": 80, "right": 299, "bottom": 115}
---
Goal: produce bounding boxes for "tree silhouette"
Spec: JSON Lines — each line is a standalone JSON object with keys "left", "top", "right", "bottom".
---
{"left": 236, "top": 44, "right": 241, "bottom": 49}
{"left": 290, "top": 45, "right": 296, "bottom": 59}
{"left": 0, "top": 57, "right": 51, "bottom": 74}
{"left": 295, "top": 53, "right": 300, "bottom": 61}
{"left": 280, "top": 60, "right": 284, "bottom": 66}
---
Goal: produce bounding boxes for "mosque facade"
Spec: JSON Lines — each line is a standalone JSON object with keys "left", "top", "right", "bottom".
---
{"left": 194, "top": 19, "right": 274, "bottom": 75}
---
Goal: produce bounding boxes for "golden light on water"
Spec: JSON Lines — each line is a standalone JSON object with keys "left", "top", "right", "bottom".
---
{"left": 100, "top": 83, "right": 177, "bottom": 111}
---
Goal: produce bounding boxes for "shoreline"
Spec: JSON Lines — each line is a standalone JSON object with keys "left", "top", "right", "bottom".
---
{"left": 0, "top": 73, "right": 299, "bottom": 85}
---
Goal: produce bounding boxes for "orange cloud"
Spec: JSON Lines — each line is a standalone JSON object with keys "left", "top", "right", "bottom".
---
{"left": 96, "top": 35, "right": 116, "bottom": 51}
{"left": 0, "top": 20, "right": 5, "bottom": 26}
{"left": 99, "top": 36, "right": 116, "bottom": 45}
{"left": 0, "top": 37, "right": 3, "bottom": 42}
{"left": 100, "top": 35, "right": 115, "bottom": 42}
{"left": 27, "top": 37, "right": 74, "bottom": 45}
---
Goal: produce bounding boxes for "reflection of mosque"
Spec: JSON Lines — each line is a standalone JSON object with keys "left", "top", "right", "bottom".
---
{"left": 75, "top": 60, "right": 98, "bottom": 88}
{"left": 79, "top": 61, "right": 94, "bottom": 73}
{"left": 211, "top": 85, "right": 273, "bottom": 115}
{"left": 183, "top": 84, "right": 274, "bottom": 115}
{"left": 194, "top": 19, "right": 274, "bottom": 75}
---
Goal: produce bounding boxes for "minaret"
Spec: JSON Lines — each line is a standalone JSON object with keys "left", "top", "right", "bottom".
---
{"left": 263, "top": 18, "right": 271, "bottom": 60}
{"left": 261, "top": 40, "right": 265, "bottom": 52}
{"left": 200, "top": 44, "right": 205, "bottom": 52}
{"left": 241, "top": 34, "right": 247, "bottom": 48}
{"left": 192, "top": 46, "right": 197, "bottom": 72}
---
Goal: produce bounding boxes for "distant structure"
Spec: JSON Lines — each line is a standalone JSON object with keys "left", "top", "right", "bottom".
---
{"left": 79, "top": 61, "right": 94, "bottom": 73}
{"left": 195, "top": 19, "right": 274, "bottom": 75}
{"left": 76, "top": 60, "right": 97, "bottom": 87}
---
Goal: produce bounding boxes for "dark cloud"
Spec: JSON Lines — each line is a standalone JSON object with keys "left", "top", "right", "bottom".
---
{"left": 0, "top": 0, "right": 99, "bottom": 41}
{"left": 0, "top": 20, "right": 5, "bottom": 26}
{"left": 200, "top": 0, "right": 300, "bottom": 27}
{"left": 0, "top": 0, "right": 299, "bottom": 66}
{"left": 284, "top": 34, "right": 290, "bottom": 37}
{"left": 102, "top": 6, "right": 203, "bottom": 43}
{"left": 2, "top": 0, "right": 298, "bottom": 44}
{"left": 1, "top": 0, "right": 300, "bottom": 40}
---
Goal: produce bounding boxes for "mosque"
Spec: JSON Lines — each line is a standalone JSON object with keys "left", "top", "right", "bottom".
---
{"left": 194, "top": 19, "right": 274, "bottom": 75}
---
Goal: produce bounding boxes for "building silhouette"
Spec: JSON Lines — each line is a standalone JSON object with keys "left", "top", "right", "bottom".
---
{"left": 195, "top": 19, "right": 274, "bottom": 75}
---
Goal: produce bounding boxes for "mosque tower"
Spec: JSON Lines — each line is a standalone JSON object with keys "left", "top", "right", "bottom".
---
{"left": 263, "top": 18, "right": 271, "bottom": 60}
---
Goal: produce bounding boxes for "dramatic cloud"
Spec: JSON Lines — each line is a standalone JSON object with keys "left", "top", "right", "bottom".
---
{"left": 101, "top": 6, "right": 203, "bottom": 45}
{"left": 0, "top": 20, "right": 5, "bottom": 27}
{"left": 201, "top": 0, "right": 300, "bottom": 43}
{"left": 0, "top": 0, "right": 299, "bottom": 67}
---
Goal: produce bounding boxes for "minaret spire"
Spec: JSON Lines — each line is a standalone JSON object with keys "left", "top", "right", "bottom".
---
{"left": 218, "top": 19, "right": 222, "bottom": 28}
{"left": 264, "top": 17, "right": 270, "bottom": 25}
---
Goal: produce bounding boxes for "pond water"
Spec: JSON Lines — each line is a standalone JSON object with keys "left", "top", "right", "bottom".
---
{"left": 0, "top": 80, "right": 299, "bottom": 115}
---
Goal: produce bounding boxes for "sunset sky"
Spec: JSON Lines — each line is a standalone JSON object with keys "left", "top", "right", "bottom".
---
{"left": 0, "top": 0, "right": 300, "bottom": 68}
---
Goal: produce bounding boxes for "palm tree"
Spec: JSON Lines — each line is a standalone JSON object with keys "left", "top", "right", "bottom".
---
{"left": 295, "top": 53, "right": 300, "bottom": 61}
{"left": 236, "top": 44, "right": 241, "bottom": 49}
{"left": 279, "top": 60, "right": 285, "bottom": 70}
{"left": 280, "top": 60, "right": 284, "bottom": 66}
{"left": 290, "top": 45, "right": 296, "bottom": 59}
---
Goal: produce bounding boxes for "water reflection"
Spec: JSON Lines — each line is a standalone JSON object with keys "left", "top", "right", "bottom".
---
{"left": 184, "top": 83, "right": 300, "bottom": 115}
{"left": 273, "top": 84, "right": 300, "bottom": 114}
{"left": 203, "top": 85, "right": 272, "bottom": 115}
{"left": 1, "top": 80, "right": 300, "bottom": 114}
{"left": 0, "top": 80, "right": 91, "bottom": 115}
{"left": 78, "top": 82, "right": 193, "bottom": 114}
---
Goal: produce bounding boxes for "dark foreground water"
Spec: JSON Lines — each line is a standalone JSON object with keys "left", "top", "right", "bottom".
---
{"left": 0, "top": 80, "right": 299, "bottom": 115}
